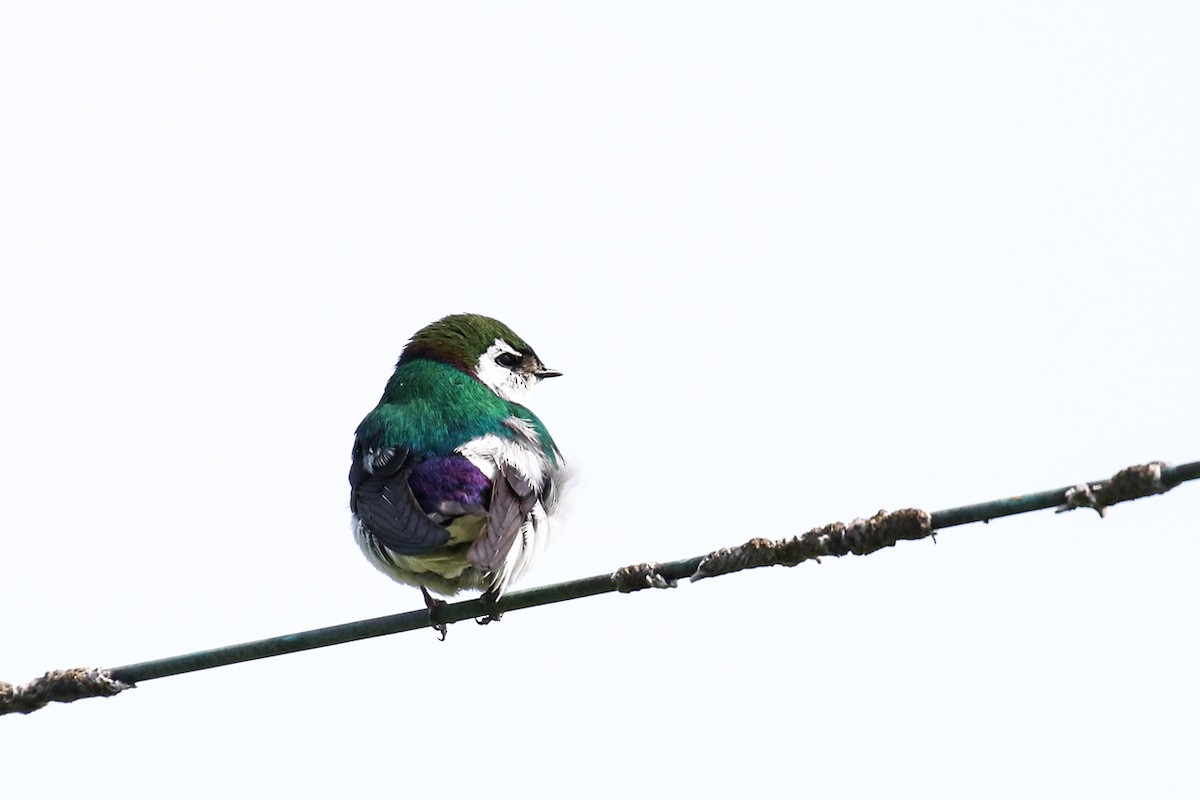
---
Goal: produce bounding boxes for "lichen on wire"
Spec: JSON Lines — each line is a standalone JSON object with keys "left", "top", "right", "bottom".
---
{"left": 689, "top": 507, "right": 932, "bottom": 583}
{"left": 1058, "top": 461, "right": 1171, "bottom": 516}
{"left": 0, "top": 668, "right": 130, "bottom": 716}
{"left": 3, "top": 458, "right": 1197, "bottom": 717}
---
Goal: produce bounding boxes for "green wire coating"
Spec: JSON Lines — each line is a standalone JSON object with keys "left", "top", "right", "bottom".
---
{"left": 105, "top": 460, "right": 1200, "bottom": 686}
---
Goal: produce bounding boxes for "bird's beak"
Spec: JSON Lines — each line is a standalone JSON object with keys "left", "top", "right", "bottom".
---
{"left": 535, "top": 366, "right": 563, "bottom": 379}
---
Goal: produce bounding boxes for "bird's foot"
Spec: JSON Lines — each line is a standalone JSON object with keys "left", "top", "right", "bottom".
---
{"left": 421, "top": 586, "right": 449, "bottom": 641}
{"left": 475, "top": 588, "right": 504, "bottom": 626}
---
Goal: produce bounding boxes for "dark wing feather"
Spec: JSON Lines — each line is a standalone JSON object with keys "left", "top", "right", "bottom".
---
{"left": 467, "top": 464, "right": 537, "bottom": 573}
{"left": 349, "top": 442, "right": 452, "bottom": 555}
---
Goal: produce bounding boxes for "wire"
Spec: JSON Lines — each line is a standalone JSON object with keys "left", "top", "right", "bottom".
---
{"left": 2, "top": 459, "right": 1196, "bottom": 716}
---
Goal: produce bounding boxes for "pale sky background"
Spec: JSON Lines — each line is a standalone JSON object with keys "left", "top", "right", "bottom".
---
{"left": 2, "top": 3, "right": 1198, "bottom": 798}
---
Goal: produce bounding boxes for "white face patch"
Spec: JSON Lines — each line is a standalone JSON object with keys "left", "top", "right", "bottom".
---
{"left": 475, "top": 338, "right": 538, "bottom": 404}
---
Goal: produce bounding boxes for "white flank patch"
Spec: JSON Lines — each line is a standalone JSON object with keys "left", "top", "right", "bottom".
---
{"left": 475, "top": 338, "right": 538, "bottom": 404}
{"left": 456, "top": 431, "right": 550, "bottom": 488}
{"left": 456, "top": 429, "right": 559, "bottom": 595}
{"left": 502, "top": 415, "right": 542, "bottom": 445}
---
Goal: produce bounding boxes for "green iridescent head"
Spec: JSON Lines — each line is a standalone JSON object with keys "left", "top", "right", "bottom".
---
{"left": 398, "top": 314, "right": 561, "bottom": 403}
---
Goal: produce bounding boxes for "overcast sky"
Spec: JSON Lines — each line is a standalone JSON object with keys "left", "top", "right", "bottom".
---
{"left": 3, "top": 3, "right": 1198, "bottom": 798}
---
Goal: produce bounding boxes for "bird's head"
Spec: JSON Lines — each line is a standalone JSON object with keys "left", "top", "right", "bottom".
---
{"left": 399, "top": 313, "right": 561, "bottom": 403}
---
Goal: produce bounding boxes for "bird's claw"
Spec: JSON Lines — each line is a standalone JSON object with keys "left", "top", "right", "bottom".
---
{"left": 475, "top": 589, "right": 503, "bottom": 626}
{"left": 421, "top": 587, "right": 450, "bottom": 641}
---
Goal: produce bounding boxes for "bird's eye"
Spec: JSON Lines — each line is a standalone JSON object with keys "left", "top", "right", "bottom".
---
{"left": 496, "top": 352, "right": 521, "bottom": 368}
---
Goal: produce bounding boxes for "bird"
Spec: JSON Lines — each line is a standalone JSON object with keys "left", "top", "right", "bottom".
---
{"left": 349, "top": 313, "right": 565, "bottom": 637}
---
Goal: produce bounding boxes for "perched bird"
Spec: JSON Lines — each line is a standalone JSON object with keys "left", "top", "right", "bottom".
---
{"left": 349, "top": 314, "right": 565, "bottom": 636}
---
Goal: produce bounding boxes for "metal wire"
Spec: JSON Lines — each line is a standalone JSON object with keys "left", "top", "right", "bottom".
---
{"left": 2, "top": 459, "right": 1196, "bottom": 715}
{"left": 107, "top": 459, "right": 1199, "bottom": 686}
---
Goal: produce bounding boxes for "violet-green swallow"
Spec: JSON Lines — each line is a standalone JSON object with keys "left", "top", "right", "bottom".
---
{"left": 349, "top": 314, "right": 565, "bottom": 634}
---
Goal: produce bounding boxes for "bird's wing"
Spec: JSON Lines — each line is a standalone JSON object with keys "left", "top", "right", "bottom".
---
{"left": 467, "top": 462, "right": 539, "bottom": 574}
{"left": 349, "top": 442, "right": 452, "bottom": 555}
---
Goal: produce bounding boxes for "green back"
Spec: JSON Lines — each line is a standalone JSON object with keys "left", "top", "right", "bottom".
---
{"left": 356, "top": 359, "right": 559, "bottom": 461}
